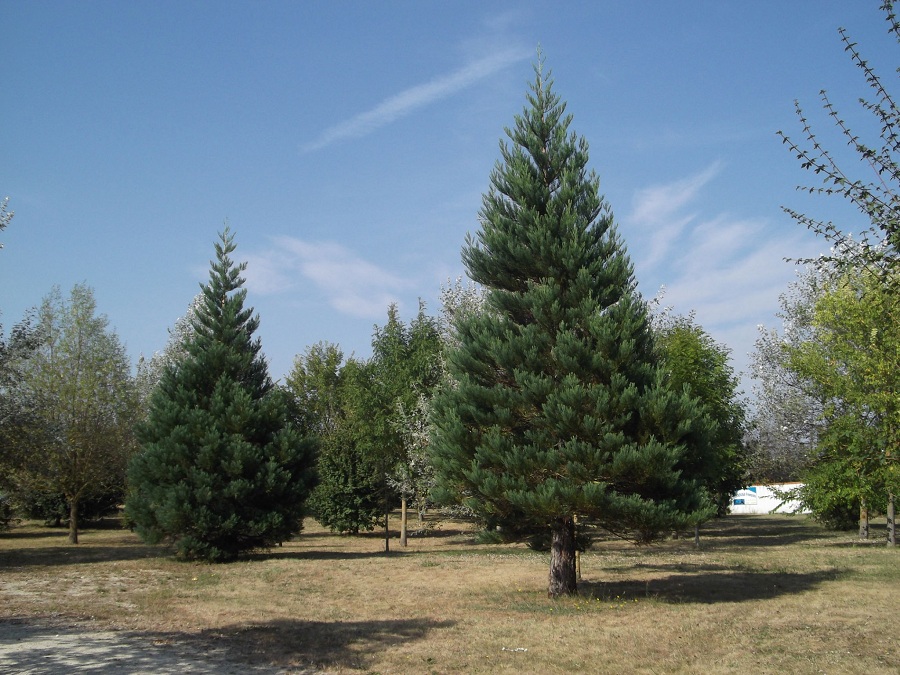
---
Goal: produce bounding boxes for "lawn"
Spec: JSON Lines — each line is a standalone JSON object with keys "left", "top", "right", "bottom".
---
{"left": 1, "top": 514, "right": 897, "bottom": 674}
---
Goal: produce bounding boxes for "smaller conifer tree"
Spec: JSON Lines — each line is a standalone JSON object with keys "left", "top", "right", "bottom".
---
{"left": 126, "top": 229, "right": 316, "bottom": 561}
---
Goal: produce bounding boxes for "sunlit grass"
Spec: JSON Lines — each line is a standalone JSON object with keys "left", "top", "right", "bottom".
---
{"left": 1, "top": 513, "right": 898, "bottom": 673}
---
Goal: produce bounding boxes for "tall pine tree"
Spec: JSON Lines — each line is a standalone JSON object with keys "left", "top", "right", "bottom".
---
{"left": 126, "top": 229, "right": 316, "bottom": 561}
{"left": 430, "top": 61, "right": 713, "bottom": 597}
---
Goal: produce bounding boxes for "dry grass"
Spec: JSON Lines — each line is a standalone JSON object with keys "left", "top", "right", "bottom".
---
{"left": 1, "top": 514, "right": 898, "bottom": 674}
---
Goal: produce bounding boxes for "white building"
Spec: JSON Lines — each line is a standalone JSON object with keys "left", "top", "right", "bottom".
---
{"left": 729, "top": 483, "right": 809, "bottom": 515}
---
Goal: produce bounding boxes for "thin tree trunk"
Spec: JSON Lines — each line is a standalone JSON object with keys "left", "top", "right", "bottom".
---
{"left": 887, "top": 493, "right": 895, "bottom": 547}
{"left": 859, "top": 500, "right": 869, "bottom": 540}
{"left": 384, "top": 510, "right": 390, "bottom": 554}
{"left": 694, "top": 522, "right": 701, "bottom": 549}
{"left": 68, "top": 498, "right": 79, "bottom": 544}
{"left": 548, "top": 516, "right": 577, "bottom": 598}
{"left": 574, "top": 515, "right": 581, "bottom": 581}
{"left": 400, "top": 497, "right": 408, "bottom": 547}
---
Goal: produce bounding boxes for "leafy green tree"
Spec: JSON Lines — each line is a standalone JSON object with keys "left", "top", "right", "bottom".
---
{"left": 4, "top": 284, "right": 137, "bottom": 543}
{"left": 1, "top": 197, "right": 42, "bottom": 532}
{"left": 430, "top": 62, "right": 713, "bottom": 597}
{"left": 653, "top": 311, "right": 747, "bottom": 515}
{"left": 285, "top": 341, "right": 344, "bottom": 439}
{"left": 299, "top": 305, "right": 442, "bottom": 548}
{"left": 305, "top": 356, "right": 385, "bottom": 535}
{"left": 126, "top": 229, "right": 316, "bottom": 561}
{"left": 787, "top": 267, "right": 900, "bottom": 542}
{"left": 778, "top": 2, "right": 900, "bottom": 543}
{"left": 1, "top": 197, "right": 43, "bottom": 470}
{"left": 374, "top": 303, "right": 442, "bottom": 546}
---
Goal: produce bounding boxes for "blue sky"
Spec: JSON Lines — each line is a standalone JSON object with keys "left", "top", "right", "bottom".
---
{"left": 1, "top": 2, "right": 893, "bottom": 396}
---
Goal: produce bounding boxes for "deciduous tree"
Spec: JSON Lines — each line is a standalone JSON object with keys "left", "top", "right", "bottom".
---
{"left": 779, "top": 3, "right": 900, "bottom": 542}
{"left": 787, "top": 267, "right": 900, "bottom": 542}
{"left": 652, "top": 311, "right": 747, "bottom": 516}
{"left": 5, "top": 284, "right": 137, "bottom": 543}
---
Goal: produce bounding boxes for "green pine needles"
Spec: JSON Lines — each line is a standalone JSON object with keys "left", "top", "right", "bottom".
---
{"left": 126, "top": 229, "right": 316, "bottom": 562}
{"left": 430, "top": 61, "right": 715, "bottom": 597}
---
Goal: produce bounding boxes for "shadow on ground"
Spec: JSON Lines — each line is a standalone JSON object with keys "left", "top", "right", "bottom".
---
{"left": 181, "top": 617, "right": 456, "bottom": 671}
{"left": 0, "top": 543, "right": 166, "bottom": 569}
{"left": 0, "top": 616, "right": 456, "bottom": 674}
{"left": 579, "top": 565, "right": 845, "bottom": 604}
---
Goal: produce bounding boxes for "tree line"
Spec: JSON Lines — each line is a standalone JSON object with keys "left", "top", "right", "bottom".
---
{"left": 0, "top": 58, "right": 747, "bottom": 597}
{"left": 6, "top": 2, "right": 898, "bottom": 594}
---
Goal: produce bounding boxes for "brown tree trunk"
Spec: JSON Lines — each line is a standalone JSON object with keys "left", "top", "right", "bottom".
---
{"left": 887, "top": 493, "right": 895, "bottom": 547}
{"left": 573, "top": 514, "right": 581, "bottom": 580}
{"left": 548, "top": 516, "right": 577, "bottom": 598}
{"left": 694, "top": 523, "right": 701, "bottom": 549}
{"left": 384, "top": 510, "right": 390, "bottom": 554}
{"left": 400, "top": 497, "right": 408, "bottom": 547}
{"left": 859, "top": 500, "right": 869, "bottom": 540}
{"left": 68, "top": 498, "right": 79, "bottom": 544}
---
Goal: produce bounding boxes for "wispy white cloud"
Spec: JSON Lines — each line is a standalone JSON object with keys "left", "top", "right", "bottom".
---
{"left": 628, "top": 162, "right": 721, "bottom": 268}
{"left": 626, "top": 165, "right": 824, "bottom": 382}
{"left": 244, "top": 237, "right": 411, "bottom": 319}
{"left": 630, "top": 163, "right": 720, "bottom": 226}
{"left": 303, "top": 48, "right": 529, "bottom": 152}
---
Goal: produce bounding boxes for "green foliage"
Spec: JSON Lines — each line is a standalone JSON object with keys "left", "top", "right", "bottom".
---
{"left": 778, "top": 3, "right": 900, "bottom": 540}
{"left": 786, "top": 268, "right": 900, "bottom": 521}
{"left": 304, "top": 357, "right": 384, "bottom": 533}
{"left": 799, "top": 414, "right": 888, "bottom": 530}
{"left": 285, "top": 341, "right": 344, "bottom": 439}
{"left": 0, "top": 493, "right": 16, "bottom": 532}
{"left": 126, "top": 229, "right": 316, "bottom": 561}
{"left": 375, "top": 303, "right": 442, "bottom": 517}
{"left": 293, "top": 304, "right": 443, "bottom": 536}
{"left": 430, "top": 61, "right": 713, "bottom": 575}
{"left": 12, "top": 487, "right": 122, "bottom": 526}
{"left": 1, "top": 199, "right": 45, "bottom": 491}
{"left": 653, "top": 311, "right": 747, "bottom": 514}
{"left": 2, "top": 284, "right": 137, "bottom": 543}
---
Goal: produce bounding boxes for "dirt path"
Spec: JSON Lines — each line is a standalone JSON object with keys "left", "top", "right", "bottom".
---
{"left": 0, "top": 620, "right": 308, "bottom": 674}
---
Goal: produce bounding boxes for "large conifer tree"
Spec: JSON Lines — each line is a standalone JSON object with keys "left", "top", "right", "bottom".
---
{"left": 430, "top": 62, "right": 713, "bottom": 596}
{"left": 127, "top": 229, "right": 316, "bottom": 561}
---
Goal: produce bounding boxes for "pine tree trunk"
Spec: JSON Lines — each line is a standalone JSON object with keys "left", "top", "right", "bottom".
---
{"left": 400, "top": 497, "right": 408, "bottom": 547}
{"left": 68, "top": 498, "right": 79, "bottom": 545}
{"left": 548, "top": 516, "right": 577, "bottom": 597}
{"left": 384, "top": 510, "right": 390, "bottom": 554}
{"left": 694, "top": 523, "right": 701, "bottom": 549}
{"left": 859, "top": 500, "right": 869, "bottom": 540}
{"left": 573, "top": 514, "right": 581, "bottom": 580}
{"left": 887, "top": 493, "right": 895, "bottom": 547}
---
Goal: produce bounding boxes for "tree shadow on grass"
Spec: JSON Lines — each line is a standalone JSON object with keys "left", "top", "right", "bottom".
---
{"left": 579, "top": 565, "right": 845, "bottom": 604}
{"left": 0, "top": 616, "right": 453, "bottom": 673}
{"left": 0, "top": 529, "right": 72, "bottom": 540}
{"left": 0, "top": 543, "right": 166, "bottom": 569}
{"left": 693, "top": 515, "right": 834, "bottom": 549}
{"left": 177, "top": 617, "right": 456, "bottom": 671}
{"left": 247, "top": 548, "right": 403, "bottom": 562}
